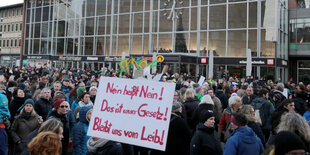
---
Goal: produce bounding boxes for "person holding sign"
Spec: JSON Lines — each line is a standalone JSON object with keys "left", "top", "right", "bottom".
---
{"left": 190, "top": 110, "right": 222, "bottom": 155}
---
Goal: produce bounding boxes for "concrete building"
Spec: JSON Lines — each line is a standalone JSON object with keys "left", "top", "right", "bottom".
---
{"left": 0, "top": 3, "right": 23, "bottom": 67}
{"left": 23, "top": 0, "right": 288, "bottom": 81}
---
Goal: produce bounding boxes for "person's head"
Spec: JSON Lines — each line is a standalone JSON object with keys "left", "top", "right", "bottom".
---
{"left": 37, "top": 81, "right": 46, "bottom": 90}
{"left": 41, "top": 88, "right": 51, "bottom": 100}
{"left": 54, "top": 98, "right": 69, "bottom": 115}
{"left": 77, "top": 87, "right": 87, "bottom": 99}
{"left": 231, "top": 113, "right": 248, "bottom": 130}
{"left": 228, "top": 95, "right": 242, "bottom": 110}
{"left": 79, "top": 106, "right": 93, "bottom": 124}
{"left": 238, "top": 105, "right": 256, "bottom": 122}
{"left": 282, "top": 99, "right": 295, "bottom": 112}
{"left": 38, "top": 118, "right": 64, "bottom": 140}
{"left": 172, "top": 101, "right": 182, "bottom": 113}
{"left": 79, "top": 92, "right": 90, "bottom": 104}
{"left": 196, "top": 87, "right": 204, "bottom": 96}
{"left": 274, "top": 131, "right": 307, "bottom": 155}
{"left": 62, "top": 78, "right": 70, "bottom": 86}
{"left": 183, "top": 88, "right": 196, "bottom": 101}
{"left": 28, "top": 131, "right": 62, "bottom": 155}
{"left": 258, "top": 88, "right": 269, "bottom": 99}
{"left": 276, "top": 83, "right": 284, "bottom": 92}
{"left": 53, "top": 81, "right": 62, "bottom": 92}
{"left": 13, "top": 87, "right": 25, "bottom": 98}
{"left": 89, "top": 86, "right": 97, "bottom": 97}
{"left": 201, "top": 110, "right": 216, "bottom": 128}
{"left": 173, "top": 91, "right": 180, "bottom": 102}
{"left": 78, "top": 82, "right": 86, "bottom": 88}
{"left": 207, "top": 89, "right": 214, "bottom": 97}
{"left": 91, "top": 81, "right": 98, "bottom": 87}
{"left": 41, "top": 76, "right": 48, "bottom": 84}
{"left": 200, "top": 94, "right": 214, "bottom": 105}
{"left": 53, "top": 91, "right": 67, "bottom": 100}
{"left": 277, "top": 112, "right": 310, "bottom": 142}
{"left": 20, "top": 98, "right": 36, "bottom": 115}
{"left": 246, "top": 87, "right": 254, "bottom": 96}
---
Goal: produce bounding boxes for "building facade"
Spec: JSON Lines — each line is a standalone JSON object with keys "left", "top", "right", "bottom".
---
{"left": 24, "top": 0, "right": 288, "bottom": 81}
{"left": 289, "top": 0, "right": 310, "bottom": 84}
{"left": 0, "top": 3, "right": 23, "bottom": 67}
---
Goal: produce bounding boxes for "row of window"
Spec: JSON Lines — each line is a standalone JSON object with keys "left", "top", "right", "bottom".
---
{"left": 0, "top": 39, "right": 21, "bottom": 48}
{"left": 0, "top": 7, "right": 23, "bottom": 18}
{"left": 0, "top": 23, "right": 22, "bottom": 33}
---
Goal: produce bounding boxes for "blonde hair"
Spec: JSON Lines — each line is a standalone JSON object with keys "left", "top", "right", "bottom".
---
{"left": 277, "top": 112, "right": 310, "bottom": 142}
{"left": 28, "top": 131, "right": 62, "bottom": 155}
{"left": 184, "top": 88, "right": 196, "bottom": 100}
{"left": 239, "top": 105, "right": 256, "bottom": 122}
{"left": 19, "top": 104, "right": 37, "bottom": 116}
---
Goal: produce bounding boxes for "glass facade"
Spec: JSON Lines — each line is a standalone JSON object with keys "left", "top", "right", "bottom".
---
{"left": 24, "top": 0, "right": 288, "bottom": 80}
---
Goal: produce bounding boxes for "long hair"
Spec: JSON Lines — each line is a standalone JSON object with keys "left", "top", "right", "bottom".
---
{"left": 238, "top": 105, "right": 256, "bottom": 122}
{"left": 28, "top": 131, "right": 62, "bottom": 155}
{"left": 184, "top": 88, "right": 196, "bottom": 100}
{"left": 277, "top": 112, "right": 310, "bottom": 142}
{"left": 19, "top": 104, "right": 37, "bottom": 116}
{"left": 38, "top": 118, "right": 63, "bottom": 134}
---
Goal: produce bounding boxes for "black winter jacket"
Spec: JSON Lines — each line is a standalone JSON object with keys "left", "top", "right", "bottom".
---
{"left": 34, "top": 97, "right": 53, "bottom": 121}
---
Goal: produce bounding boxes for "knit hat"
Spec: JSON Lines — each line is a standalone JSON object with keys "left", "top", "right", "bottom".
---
{"left": 77, "top": 87, "right": 86, "bottom": 98}
{"left": 200, "top": 95, "right": 214, "bottom": 105}
{"left": 54, "top": 98, "right": 65, "bottom": 109}
{"left": 18, "top": 98, "right": 35, "bottom": 112}
{"left": 231, "top": 115, "right": 242, "bottom": 127}
{"left": 172, "top": 102, "right": 182, "bottom": 113}
{"left": 200, "top": 110, "right": 215, "bottom": 123}
{"left": 17, "top": 83, "right": 27, "bottom": 90}
{"left": 275, "top": 131, "right": 307, "bottom": 155}
{"left": 89, "top": 86, "right": 97, "bottom": 93}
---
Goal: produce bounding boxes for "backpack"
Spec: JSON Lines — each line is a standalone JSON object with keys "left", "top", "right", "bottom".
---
{"left": 252, "top": 100, "right": 266, "bottom": 126}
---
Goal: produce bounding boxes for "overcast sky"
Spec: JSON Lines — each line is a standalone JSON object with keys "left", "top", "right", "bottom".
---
{"left": 0, "top": 0, "right": 23, "bottom": 7}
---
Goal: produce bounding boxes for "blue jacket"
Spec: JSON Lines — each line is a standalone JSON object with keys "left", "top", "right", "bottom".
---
{"left": 73, "top": 106, "right": 92, "bottom": 155}
{"left": 304, "top": 111, "right": 310, "bottom": 122}
{"left": 0, "top": 93, "right": 10, "bottom": 124}
{"left": 224, "top": 127, "right": 264, "bottom": 155}
{"left": 251, "top": 97, "right": 274, "bottom": 130}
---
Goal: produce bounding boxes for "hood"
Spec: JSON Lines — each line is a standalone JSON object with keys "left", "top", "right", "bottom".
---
{"left": 196, "top": 122, "right": 214, "bottom": 134}
{"left": 232, "top": 127, "right": 258, "bottom": 144}
{"left": 87, "top": 138, "right": 109, "bottom": 153}
{"left": 252, "top": 97, "right": 267, "bottom": 108}
{"left": 79, "top": 106, "right": 92, "bottom": 124}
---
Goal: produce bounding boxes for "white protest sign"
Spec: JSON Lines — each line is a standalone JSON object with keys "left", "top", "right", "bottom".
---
{"left": 88, "top": 77, "right": 176, "bottom": 151}
{"left": 283, "top": 88, "right": 288, "bottom": 99}
{"left": 198, "top": 76, "right": 206, "bottom": 86}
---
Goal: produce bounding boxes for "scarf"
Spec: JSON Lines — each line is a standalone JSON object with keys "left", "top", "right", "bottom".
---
{"left": 22, "top": 113, "right": 32, "bottom": 120}
{"left": 87, "top": 138, "right": 109, "bottom": 153}
{"left": 78, "top": 100, "right": 94, "bottom": 107}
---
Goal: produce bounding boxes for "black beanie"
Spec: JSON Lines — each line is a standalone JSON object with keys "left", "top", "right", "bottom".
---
{"left": 275, "top": 131, "right": 307, "bottom": 155}
{"left": 200, "top": 110, "right": 215, "bottom": 123}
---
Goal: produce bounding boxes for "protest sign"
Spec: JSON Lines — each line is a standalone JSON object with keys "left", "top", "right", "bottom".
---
{"left": 87, "top": 77, "right": 176, "bottom": 151}
{"left": 198, "top": 76, "right": 206, "bottom": 86}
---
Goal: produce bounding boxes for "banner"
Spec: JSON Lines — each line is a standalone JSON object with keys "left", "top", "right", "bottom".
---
{"left": 88, "top": 77, "right": 176, "bottom": 151}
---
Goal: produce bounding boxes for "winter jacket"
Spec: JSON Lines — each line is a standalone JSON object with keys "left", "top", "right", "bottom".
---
{"left": 224, "top": 127, "right": 264, "bottom": 155}
{"left": 151, "top": 113, "right": 192, "bottom": 155}
{"left": 183, "top": 98, "right": 200, "bottom": 126}
{"left": 73, "top": 106, "right": 92, "bottom": 155}
{"left": 0, "top": 93, "right": 10, "bottom": 124}
{"left": 9, "top": 97, "right": 26, "bottom": 123}
{"left": 190, "top": 123, "right": 222, "bottom": 155}
{"left": 212, "top": 96, "right": 222, "bottom": 122}
{"left": 10, "top": 114, "right": 40, "bottom": 154}
{"left": 242, "top": 94, "right": 257, "bottom": 105}
{"left": 247, "top": 121, "right": 266, "bottom": 146}
{"left": 271, "top": 109, "right": 288, "bottom": 135}
{"left": 87, "top": 139, "right": 123, "bottom": 155}
{"left": 48, "top": 110, "right": 75, "bottom": 155}
{"left": 220, "top": 107, "right": 233, "bottom": 131}
{"left": 293, "top": 97, "right": 307, "bottom": 116}
{"left": 34, "top": 97, "right": 53, "bottom": 121}
{"left": 251, "top": 97, "right": 274, "bottom": 130}
{"left": 304, "top": 111, "right": 310, "bottom": 122}
{"left": 215, "top": 91, "right": 228, "bottom": 110}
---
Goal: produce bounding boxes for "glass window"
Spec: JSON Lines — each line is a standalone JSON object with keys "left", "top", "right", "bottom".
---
{"left": 97, "top": 16, "right": 105, "bottom": 35}
{"left": 132, "top": 35, "right": 142, "bottom": 55}
{"left": 43, "top": 0, "right": 50, "bottom": 6}
{"left": 43, "top": 7, "right": 49, "bottom": 21}
{"left": 249, "top": 30, "right": 258, "bottom": 57}
{"left": 132, "top": 0, "right": 143, "bottom": 12}
{"left": 26, "top": 10, "right": 31, "bottom": 23}
{"left": 0, "top": 25, "right": 2, "bottom": 32}
{"left": 118, "top": 36, "right": 130, "bottom": 55}
{"left": 201, "top": 6, "right": 208, "bottom": 30}
{"left": 41, "top": 22, "right": 48, "bottom": 38}
{"left": 133, "top": 13, "right": 143, "bottom": 33}
{"left": 4, "top": 25, "right": 6, "bottom": 32}
{"left": 33, "top": 39, "right": 40, "bottom": 54}
{"left": 34, "top": 23, "right": 41, "bottom": 38}
{"left": 158, "top": 34, "right": 172, "bottom": 53}
{"left": 229, "top": 3, "right": 247, "bottom": 29}
{"left": 159, "top": 10, "right": 173, "bottom": 32}
{"left": 57, "top": 38, "right": 64, "bottom": 55}
{"left": 84, "top": 37, "right": 94, "bottom": 55}
{"left": 97, "top": 0, "right": 107, "bottom": 15}
{"left": 66, "top": 19, "right": 75, "bottom": 37}
{"left": 261, "top": 29, "right": 275, "bottom": 57}
{"left": 8, "top": 25, "right": 10, "bottom": 32}
{"left": 119, "top": 15, "right": 129, "bottom": 34}
{"left": 228, "top": 30, "right": 246, "bottom": 57}
{"left": 67, "top": 38, "right": 73, "bottom": 55}
{"left": 16, "top": 24, "right": 18, "bottom": 31}
{"left": 209, "top": 31, "right": 226, "bottom": 56}
{"left": 249, "top": 2, "right": 257, "bottom": 28}
{"left": 210, "top": 0, "right": 226, "bottom": 4}
{"left": 85, "top": 18, "right": 95, "bottom": 35}
{"left": 86, "top": 0, "right": 95, "bottom": 17}
{"left": 36, "top": 8, "right": 42, "bottom": 22}
{"left": 96, "top": 37, "right": 105, "bottom": 55}
{"left": 176, "top": 32, "right": 188, "bottom": 53}
{"left": 210, "top": 5, "right": 226, "bottom": 29}
{"left": 58, "top": 21, "right": 65, "bottom": 37}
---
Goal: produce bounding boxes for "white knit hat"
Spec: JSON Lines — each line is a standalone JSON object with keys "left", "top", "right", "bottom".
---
{"left": 200, "top": 94, "right": 214, "bottom": 105}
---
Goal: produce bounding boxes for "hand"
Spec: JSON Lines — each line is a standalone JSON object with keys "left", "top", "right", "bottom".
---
{"left": 4, "top": 120, "right": 10, "bottom": 127}
{"left": 38, "top": 116, "right": 43, "bottom": 124}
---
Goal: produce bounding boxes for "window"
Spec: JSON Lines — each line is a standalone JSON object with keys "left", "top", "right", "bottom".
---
{"left": 8, "top": 25, "right": 10, "bottom": 32}
{"left": 0, "top": 25, "right": 2, "bottom": 32}
{"left": 16, "top": 24, "right": 18, "bottom": 31}
{"left": 4, "top": 25, "right": 6, "bottom": 32}
{"left": 20, "top": 23, "right": 22, "bottom": 31}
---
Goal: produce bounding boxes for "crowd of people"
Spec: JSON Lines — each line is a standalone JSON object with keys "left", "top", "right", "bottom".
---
{"left": 0, "top": 65, "right": 310, "bottom": 155}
